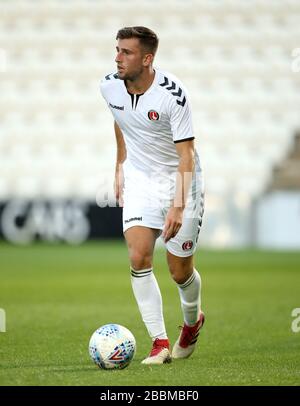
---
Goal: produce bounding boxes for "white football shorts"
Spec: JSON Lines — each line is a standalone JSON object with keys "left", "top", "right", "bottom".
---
{"left": 122, "top": 159, "right": 205, "bottom": 258}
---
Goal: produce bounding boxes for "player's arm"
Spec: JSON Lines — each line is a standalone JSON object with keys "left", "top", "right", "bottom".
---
{"left": 163, "top": 139, "right": 195, "bottom": 243}
{"left": 114, "top": 121, "right": 127, "bottom": 206}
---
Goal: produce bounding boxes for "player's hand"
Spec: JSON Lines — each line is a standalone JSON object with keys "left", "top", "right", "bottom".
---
{"left": 162, "top": 207, "right": 183, "bottom": 243}
{"left": 114, "top": 164, "right": 124, "bottom": 207}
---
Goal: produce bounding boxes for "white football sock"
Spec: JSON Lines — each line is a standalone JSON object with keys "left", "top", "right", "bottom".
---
{"left": 177, "top": 268, "right": 201, "bottom": 326}
{"left": 131, "top": 267, "right": 168, "bottom": 340}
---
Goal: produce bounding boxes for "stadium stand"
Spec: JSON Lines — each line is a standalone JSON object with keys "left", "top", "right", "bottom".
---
{"left": 268, "top": 132, "right": 300, "bottom": 190}
{"left": 0, "top": 0, "right": 299, "bottom": 246}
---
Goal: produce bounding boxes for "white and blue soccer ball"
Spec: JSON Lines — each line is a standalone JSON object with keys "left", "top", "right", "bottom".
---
{"left": 89, "top": 324, "right": 136, "bottom": 370}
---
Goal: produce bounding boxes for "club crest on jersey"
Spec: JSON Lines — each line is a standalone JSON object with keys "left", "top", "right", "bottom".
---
{"left": 148, "top": 110, "right": 160, "bottom": 121}
{"left": 182, "top": 240, "right": 193, "bottom": 251}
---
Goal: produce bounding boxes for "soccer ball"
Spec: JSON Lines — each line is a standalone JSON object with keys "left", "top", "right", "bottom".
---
{"left": 89, "top": 324, "right": 136, "bottom": 370}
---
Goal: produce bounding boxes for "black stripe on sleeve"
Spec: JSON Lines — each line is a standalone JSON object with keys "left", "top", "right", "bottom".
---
{"left": 174, "top": 137, "right": 195, "bottom": 144}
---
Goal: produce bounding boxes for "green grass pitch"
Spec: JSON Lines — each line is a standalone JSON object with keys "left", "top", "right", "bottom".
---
{"left": 0, "top": 241, "right": 299, "bottom": 386}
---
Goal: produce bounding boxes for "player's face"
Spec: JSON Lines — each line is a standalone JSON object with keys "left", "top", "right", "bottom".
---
{"left": 115, "top": 38, "right": 146, "bottom": 81}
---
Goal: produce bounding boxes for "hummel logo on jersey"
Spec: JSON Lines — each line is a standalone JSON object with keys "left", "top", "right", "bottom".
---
{"left": 124, "top": 217, "right": 142, "bottom": 224}
{"left": 148, "top": 110, "right": 160, "bottom": 121}
{"left": 109, "top": 103, "right": 124, "bottom": 111}
{"left": 159, "top": 76, "right": 186, "bottom": 107}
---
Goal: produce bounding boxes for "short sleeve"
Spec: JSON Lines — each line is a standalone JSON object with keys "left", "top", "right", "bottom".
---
{"left": 169, "top": 93, "right": 194, "bottom": 143}
{"left": 100, "top": 72, "right": 119, "bottom": 104}
{"left": 99, "top": 79, "right": 107, "bottom": 101}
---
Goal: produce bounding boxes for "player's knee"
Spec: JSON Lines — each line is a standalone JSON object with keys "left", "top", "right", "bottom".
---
{"left": 130, "top": 251, "right": 152, "bottom": 270}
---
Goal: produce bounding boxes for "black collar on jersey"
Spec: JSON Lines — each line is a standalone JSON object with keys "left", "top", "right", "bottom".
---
{"left": 126, "top": 88, "right": 145, "bottom": 110}
{"left": 123, "top": 70, "right": 156, "bottom": 109}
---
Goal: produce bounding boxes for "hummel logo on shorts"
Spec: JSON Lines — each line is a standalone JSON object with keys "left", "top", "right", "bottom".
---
{"left": 124, "top": 217, "right": 143, "bottom": 224}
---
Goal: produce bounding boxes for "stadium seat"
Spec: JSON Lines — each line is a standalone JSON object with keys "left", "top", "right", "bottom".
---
{"left": 0, "top": 0, "right": 299, "bottom": 245}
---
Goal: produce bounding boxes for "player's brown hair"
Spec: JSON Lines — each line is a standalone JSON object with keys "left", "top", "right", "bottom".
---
{"left": 116, "top": 26, "right": 159, "bottom": 56}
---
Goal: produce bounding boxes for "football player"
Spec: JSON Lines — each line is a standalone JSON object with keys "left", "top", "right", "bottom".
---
{"left": 100, "top": 26, "right": 205, "bottom": 364}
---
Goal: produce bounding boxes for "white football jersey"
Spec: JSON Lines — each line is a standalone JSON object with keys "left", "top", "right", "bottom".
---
{"left": 100, "top": 68, "right": 201, "bottom": 176}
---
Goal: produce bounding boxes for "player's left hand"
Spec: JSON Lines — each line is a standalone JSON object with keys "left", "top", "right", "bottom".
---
{"left": 162, "top": 207, "right": 183, "bottom": 243}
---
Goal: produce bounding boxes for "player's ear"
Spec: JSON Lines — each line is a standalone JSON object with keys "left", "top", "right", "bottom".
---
{"left": 143, "top": 53, "right": 154, "bottom": 67}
